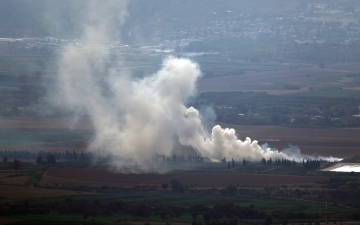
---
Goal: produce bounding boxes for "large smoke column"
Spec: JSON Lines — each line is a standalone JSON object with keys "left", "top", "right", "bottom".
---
{"left": 53, "top": 1, "right": 341, "bottom": 172}
{"left": 59, "top": 52, "right": 293, "bottom": 166}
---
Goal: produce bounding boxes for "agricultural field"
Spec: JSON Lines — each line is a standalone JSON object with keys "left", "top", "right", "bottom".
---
{"left": 0, "top": 116, "right": 92, "bottom": 151}
{"left": 1, "top": 49, "right": 360, "bottom": 224}
{"left": 40, "top": 167, "right": 328, "bottom": 188}
{"left": 226, "top": 124, "right": 360, "bottom": 159}
{"left": 1, "top": 117, "right": 360, "bottom": 159}
{"left": 0, "top": 164, "right": 356, "bottom": 225}
{"left": 198, "top": 65, "right": 360, "bottom": 98}
{"left": 0, "top": 185, "right": 95, "bottom": 200}
{"left": 0, "top": 117, "right": 360, "bottom": 224}
{"left": 3, "top": 1, "right": 360, "bottom": 224}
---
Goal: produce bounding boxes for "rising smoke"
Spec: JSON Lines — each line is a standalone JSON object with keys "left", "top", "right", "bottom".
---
{"left": 52, "top": 1, "right": 341, "bottom": 172}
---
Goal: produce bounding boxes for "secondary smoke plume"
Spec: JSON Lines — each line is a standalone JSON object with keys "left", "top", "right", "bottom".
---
{"left": 52, "top": 1, "right": 341, "bottom": 172}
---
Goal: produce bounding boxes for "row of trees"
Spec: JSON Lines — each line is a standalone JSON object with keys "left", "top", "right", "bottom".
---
{"left": 219, "top": 157, "right": 324, "bottom": 171}
{"left": 302, "top": 159, "right": 322, "bottom": 170}
{"left": 1, "top": 151, "right": 207, "bottom": 164}
{"left": 222, "top": 158, "right": 236, "bottom": 169}
{"left": 153, "top": 154, "right": 205, "bottom": 163}
{"left": 2, "top": 156, "right": 20, "bottom": 170}
{"left": 2, "top": 155, "right": 56, "bottom": 170}
{"left": 36, "top": 154, "right": 56, "bottom": 165}
{"left": 261, "top": 158, "right": 297, "bottom": 167}
{"left": 0, "top": 150, "right": 91, "bottom": 161}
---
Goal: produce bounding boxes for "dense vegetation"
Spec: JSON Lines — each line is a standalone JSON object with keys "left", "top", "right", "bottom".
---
{"left": 1, "top": 157, "right": 360, "bottom": 224}
{"left": 0, "top": 193, "right": 346, "bottom": 225}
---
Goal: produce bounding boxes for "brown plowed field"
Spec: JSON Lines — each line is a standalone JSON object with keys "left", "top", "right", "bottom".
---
{"left": 227, "top": 124, "right": 360, "bottom": 158}
{"left": 0, "top": 185, "right": 95, "bottom": 199}
{"left": 1, "top": 117, "right": 359, "bottom": 158}
{"left": 1, "top": 140, "right": 89, "bottom": 152}
{"left": 0, "top": 176, "right": 30, "bottom": 185}
{"left": 0, "top": 116, "right": 91, "bottom": 152}
{"left": 0, "top": 116, "right": 93, "bottom": 131}
{"left": 41, "top": 168, "right": 328, "bottom": 188}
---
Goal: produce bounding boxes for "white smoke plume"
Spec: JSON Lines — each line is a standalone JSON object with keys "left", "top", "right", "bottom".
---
{"left": 53, "top": 1, "right": 341, "bottom": 172}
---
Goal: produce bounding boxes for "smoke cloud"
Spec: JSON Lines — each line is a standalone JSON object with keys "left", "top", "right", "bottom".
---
{"left": 52, "top": 1, "right": 341, "bottom": 172}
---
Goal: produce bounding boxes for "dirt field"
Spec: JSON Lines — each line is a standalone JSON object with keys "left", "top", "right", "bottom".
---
{"left": 1, "top": 117, "right": 359, "bottom": 159}
{"left": 40, "top": 168, "right": 328, "bottom": 188}
{"left": 0, "top": 175, "right": 30, "bottom": 185}
{"left": 0, "top": 116, "right": 93, "bottom": 131}
{"left": 1, "top": 140, "right": 89, "bottom": 152}
{"left": 0, "top": 116, "right": 91, "bottom": 152}
{"left": 0, "top": 185, "right": 95, "bottom": 199}
{"left": 226, "top": 124, "right": 360, "bottom": 159}
{"left": 0, "top": 170, "right": 34, "bottom": 185}
{"left": 0, "top": 218, "right": 21, "bottom": 225}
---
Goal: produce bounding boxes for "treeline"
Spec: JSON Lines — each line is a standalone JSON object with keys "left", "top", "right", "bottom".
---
{"left": 153, "top": 154, "right": 205, "bottom": 163}
{"left": 221, "top": 158, "right": 237, "bottom": 169}
{"left": 302, "top": 159, "right": 323, "bottom": 171}
{"left": 0, "top": 150, "right": 207, "bottom": 166}
{"left": 0, "top": 150, "right": 107, "bottom": 164}
{"left": 219, "top": 157, "right": 326, "bottom": 170}
{"left": 0, "top": 150, "right": 83, "bottom": 160}
{"left": 261, "top": 158, "right": 296, "bottom": 167}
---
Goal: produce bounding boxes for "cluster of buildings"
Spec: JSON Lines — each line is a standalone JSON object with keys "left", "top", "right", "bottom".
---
{"left": 155, "top": 3, "right": 360, "bottom": 50}
{"left": 3, "top": 4, "right": 360, "bottom": 58}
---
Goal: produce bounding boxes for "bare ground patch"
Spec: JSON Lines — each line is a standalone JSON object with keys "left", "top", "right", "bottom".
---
{"left": 0, "top": 117, "right": 93, "bottom": 131}
{"left": 0, "top": 185, "right": 96, "bottom": 199}
{"left": 223, "top": 124, "right": 360, "bottom": 158}
{"left": 40, "top": 168, "right": 328, "bottom": 188}
{"left": 0, "top": 175, "right": 30, "bottom": 185}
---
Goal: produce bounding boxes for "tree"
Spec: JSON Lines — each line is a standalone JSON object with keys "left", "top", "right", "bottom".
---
{"left": 281, "top": 218, "right": 288, "bottom": 225}
{"left": 72, "top": 150, "right": 78, "bottom": 160}
{"left": 271, "top": 113, "right": 281, "bottom": 125}
{"left": 264, "top": 215, "right": 272, "bottom": 225}
{"left": 36, "top": 155, "right": 43, "bottom": 165}
{"left": 261, "top": 158, "right": 266, "bottom": 165}
{"left": 47, "top": 153, "right": 56, "bottom": 164}
{"left": 170, "top": 179, "right": 184, "bottom": 193}
{"left": 3, "top": 156, "right": 8, "bottom": 163}
{"left": 161, "top": 183, "right": 168, "bottom": 190}
{"left": 231, "top": 158, "right": 235, "bottom": 168}
{"left": 226, "top": 184, "right": 238, "bottom": 195}
{"left": 13, "top": 159, "right": 20, "bottom": 170}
